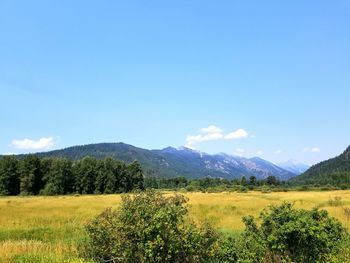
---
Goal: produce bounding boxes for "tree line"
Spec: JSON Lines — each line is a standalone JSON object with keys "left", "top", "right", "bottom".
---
{"left": 292, "top": 171, "right": 350, "bottom": 188}
{"left": 2, "top": 154, "right": 347, "bottom": 196}
{"left": 145, "top": 175, "right": 350, "bottom": 191}
{"left": 0, "top": 155, "right": 144, "bottom": 196}
{"left": 145, "top": 175, "right": 285, "bottom": 191}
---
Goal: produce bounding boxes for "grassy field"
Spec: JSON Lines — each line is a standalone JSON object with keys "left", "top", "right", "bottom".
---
{"left": 0, "top": 190, "right": 350, "bottom": 262}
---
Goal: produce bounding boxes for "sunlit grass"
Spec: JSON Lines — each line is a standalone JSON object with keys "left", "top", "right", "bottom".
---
{"left": 187, "top": 191, "right": 350, "bottom": 230}
{"left": 0, "top": 190, "right": 349, "bottom": 262}
{"left": 0, "top": 240, "right": 80, "bottom": 263}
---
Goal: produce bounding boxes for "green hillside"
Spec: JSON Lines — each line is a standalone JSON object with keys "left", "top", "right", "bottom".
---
{"left": 293, "top": 145, "right": 350, "bottom": 186}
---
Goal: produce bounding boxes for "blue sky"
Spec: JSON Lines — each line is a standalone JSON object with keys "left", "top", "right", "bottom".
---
{"left": 0, "top": 0, "right": 349, "bottom": 165}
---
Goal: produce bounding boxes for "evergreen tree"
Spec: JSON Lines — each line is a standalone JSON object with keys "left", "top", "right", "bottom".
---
{"left": 249, "top": 176, "right": 257, "bottom": 186}
{"left": 19, "top": 155, "right": 42, "bottom": 195}
{"left": 94, "top": 158, "right": 117, "bottom": 194}
{"left": 74, "top": 157, "right": 97, "bottom": 194}
{"left": 0, "top": 156, "right": 20, "bottom": 195}
{"left": 103, "top": 158, "right": 117, "bottom": 194}
{"left": 42, "top": 158, "right": 74, "bottom": 195}
{"left": 265, "top": 175, "right": 278, "bottom": 185}
{"left": 127, "top": 160, "right": 144, "bottom": 191}
{"left": 240, "top": 176, "right": 247, "bottom": 186}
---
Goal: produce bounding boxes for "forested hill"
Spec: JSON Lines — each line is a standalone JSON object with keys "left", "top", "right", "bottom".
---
{"left": 292, "top": 145, "right": 350, "bottom": 186}
{"left": 14, "top": 143, "right": 296, "bottom": 180}
{"left": 32, "top": 143, "right": 161, "bottom": 165}
{"left": 25, "top": 143, "right": 174, "bottom": 178}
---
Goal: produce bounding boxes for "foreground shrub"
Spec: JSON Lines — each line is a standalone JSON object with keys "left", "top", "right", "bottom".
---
{"left": 215, "top": 229, "right": 266, "bottom": 263}
{"left": 83, "top": 191, "right": 218, "bottom": 263}
{"left": 236, "top": 202, "right": 346, "bottom": 263}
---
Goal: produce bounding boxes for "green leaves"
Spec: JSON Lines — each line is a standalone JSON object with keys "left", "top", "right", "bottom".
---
{"left": 240, "top": 202, "right": 346, "bottom": 263}
{"left": 84, "top": 191, "right": 218, "bottom": 263}
{"left": 0, "top": 156, "right": 20, "bottom": 195}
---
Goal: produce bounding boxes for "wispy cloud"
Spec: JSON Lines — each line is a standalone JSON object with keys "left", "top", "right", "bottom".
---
{"left": 185, "top": 125, "right": 248, "bottom": 148}
{"left": 11, "top": 136, "right": 55, "bottom": 150}
{"left": 275, "top": 149, "right": 282, "bottom": 154}
{"left": 311, "top": 147, "right": 320, "bottom": 152}
{"left": 303, "top": 147, "right": 320, "bottom": 153}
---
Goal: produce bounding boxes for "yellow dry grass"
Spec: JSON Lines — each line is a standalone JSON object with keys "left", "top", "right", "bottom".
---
{"left": 0, "top": 240, "right": 76, "bottom": 262}
{"left": 187, "top": 191, "right": 350, "bottom": 230}
{"left": 0, "top": 190, "right": 350, "bottom": 261}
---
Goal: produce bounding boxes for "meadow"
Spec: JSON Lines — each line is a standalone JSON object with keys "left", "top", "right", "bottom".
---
{"left": 0, "top": 190, "right": 350, "bottom": 262}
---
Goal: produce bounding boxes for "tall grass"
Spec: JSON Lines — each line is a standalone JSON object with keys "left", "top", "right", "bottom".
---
{"left": 0, "top": 190, "right": 349, "bottom": 262}
{"left": 187, "top": 191, "right": 350, "bottom": 230}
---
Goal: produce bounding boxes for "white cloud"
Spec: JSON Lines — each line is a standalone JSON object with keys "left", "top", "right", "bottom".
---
{"left": 185, "top": 125, "right": 249, "bottom": 148}
{"left": 11, "top": 137, "right": 55, "bottom": 150}
{"left": 275, "top": 150, "right": 282, "bottom": 154}
{"left": 224, "top": 128, "right": 248, "bottom": 140}
{"left": 185, "top": 125, "right": 223, "bottom": 148}
{"left": 200, "top": 125, "right": 223, "bottom": 134}
{"left": 303, "top": 147, "right": 320, "bottom": 153}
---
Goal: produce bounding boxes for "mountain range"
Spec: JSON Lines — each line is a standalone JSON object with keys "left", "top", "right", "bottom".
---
{"left": 9, "top": 143, "right": 350, "bottom": 185}
{"left": 22, "top": 143, "right": 298, "bottom": 180}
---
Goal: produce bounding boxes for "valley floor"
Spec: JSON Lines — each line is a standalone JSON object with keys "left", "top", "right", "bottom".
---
{"left": 0, "top": 190, "right": 350, "bottom": 262}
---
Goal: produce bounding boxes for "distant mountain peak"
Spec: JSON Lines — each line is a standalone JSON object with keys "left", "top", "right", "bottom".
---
{"left": 160, "top": 146, "right": 178, "bottom": 152}
{"left": 178, "top": 146, "right": 198, "bottom": 152}
{"left": 283, "top": 159, "right": 300, "bottom": 164}
{"left": 277, "top": 160, "right": 310, "bottom": 175}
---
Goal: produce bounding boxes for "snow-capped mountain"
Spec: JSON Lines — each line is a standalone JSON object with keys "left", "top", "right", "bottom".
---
{"left": 155, "top": 146, "right": 296, "bottom": 180}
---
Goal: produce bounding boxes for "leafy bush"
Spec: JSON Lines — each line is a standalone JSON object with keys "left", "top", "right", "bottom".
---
{"left": 215, "top": 226, "right": 266, "bottom": 263}
{"left": 236, "top": 186, "right": 248, "bottom": 193}
{"left": 83, "top": 191, "right": 218, "bottom": 262}
{"left": 334, "top": 234, "right": 350, "bottom": 262}
{"left": 234, "top": 202, "right": 346, "bottom": 263}
{"left": 260, "top": 186, "right": 271, "bottom": 193}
